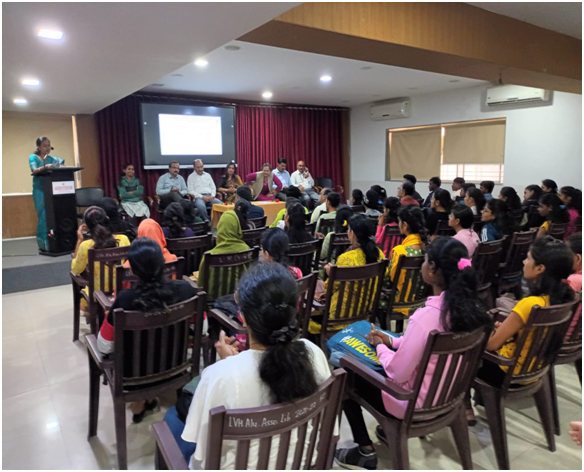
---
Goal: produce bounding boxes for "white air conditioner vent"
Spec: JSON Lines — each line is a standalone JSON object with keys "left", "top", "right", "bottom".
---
{"left": 370, "top": 100, "right": 410, "bottom": 121}
{"left": 486, "top": 85, "right": 550, "bottom": 106}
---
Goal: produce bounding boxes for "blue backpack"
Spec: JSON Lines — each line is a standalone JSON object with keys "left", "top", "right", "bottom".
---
{"left": 326, "top": 320, "right": 400, "bottom": 372}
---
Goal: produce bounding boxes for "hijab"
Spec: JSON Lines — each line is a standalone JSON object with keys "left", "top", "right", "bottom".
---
{"left": 211, "top": 210, "right": 250, "bottom": 254}
{"left": 135, "top": 218, "right": 177, "bottom": 262}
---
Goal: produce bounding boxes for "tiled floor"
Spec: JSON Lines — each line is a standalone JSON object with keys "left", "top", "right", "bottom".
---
{"left": 2, "top": 284, "right": 582, "bottom": 469}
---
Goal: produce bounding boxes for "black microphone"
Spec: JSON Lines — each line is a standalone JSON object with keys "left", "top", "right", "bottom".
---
{"left": 50, "top": 147, "right": 54, "bottom": 150}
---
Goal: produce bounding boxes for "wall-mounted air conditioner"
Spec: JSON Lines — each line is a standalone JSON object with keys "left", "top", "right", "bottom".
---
{"left": 370, "top": 100, "right": 410, "bottom": 121}
{"left": 486, "top": 85, "right": 550, "bottom": 106}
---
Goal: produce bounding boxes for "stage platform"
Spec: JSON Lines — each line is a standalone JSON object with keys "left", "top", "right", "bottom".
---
{"left": 2, "top": 237, "right": 71, "bottom": 294}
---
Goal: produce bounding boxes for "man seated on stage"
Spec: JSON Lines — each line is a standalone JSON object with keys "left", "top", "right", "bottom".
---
{"left": 156, "top": 161, "right": 190, "bottom": 210}
{"left": 187, "top": 159, "right": 222, "bottom": 221}
{"left": 273, "top": 158, "right": 291, "bottom": 201}
{"left": 290, "top": 160, "right": 319, "bottom": 207}
{"left": 235, "top": 186, "right": 265, "bottom": 219}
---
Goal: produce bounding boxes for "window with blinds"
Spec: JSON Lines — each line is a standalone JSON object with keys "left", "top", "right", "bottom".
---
{"left": 386, "top": 118, "right": 506, "bottom": 183}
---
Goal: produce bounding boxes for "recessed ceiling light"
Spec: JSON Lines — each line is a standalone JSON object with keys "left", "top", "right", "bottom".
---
{"left": 194, "top": 59, "right": 208, "bottom": 67}
{"left": 22, "top": 79, "right": 40, "bottom": 86}
{"left": 449, "top": 79, "right": 461, "bottom": 83}
{"left": 171, "top": 74, "right": 183, "bottom": 77}
{"left": 320, "top": 75, "right": 332, "bottom": 82}
{"left": 262, "top": 91, "right": 273, "bottom": 99}
{"left": 360, "top": 66, "right": 372, "bottom": 70}
{"left": 151, "top": 83, "right": 164, "bottom": 87}
{"left": 225, "top": 45, "right": 241, "bottom": 51}
{"left": 14, "top": 98, "right": 28, "bottom": 105}
{"left": 38, "top": 29, "right": 63, "bottom": 40}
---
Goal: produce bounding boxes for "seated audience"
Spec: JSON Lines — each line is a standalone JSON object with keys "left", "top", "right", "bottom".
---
{"left": 270, "top": 196, "right": 308, "bottom": 229}
{"left": 449, "top": 204, "right": 480, "bottom": 258}
{"left": 71, "top": 207, "right": 131, "bottom": 315}
{"left": 162, "top": 202, "right": 195, "bottom": 239}
{"left": 285, "top": 202, "right": 313, "bottom": 244}
{"left": 336, "top": 237, "right": 493, "bottom": 468}
{"left": 133, "top": 219, "right": 177, "bottom": 263}
{"left": 559, "top": 186, "right": 582, "bottom": 239}
{"left": 217, "top": 161, "right": 243, "bottom": 204}
{"left": 498, "top": 186, "right": 522, "bottom": 211}
{"left": 97, "top": 237, "right": 197, "bottom": 421}
{"left": 423, "top": 176, "right": 441, "bottom": 208}
{"left": 371, "top": 185, "right": 388, "bottom": 204}
{"left": 235, "top": 186, "right": 265, "bottom": 219}
{"left": 537, "top": 193, "right": 570, "bottom": 238}
{"left": 316, "top": 191, "right": 341, "bottom": 235}
{"left": 465, "top": 188, "right": 486, "bottom": 216}
{"left": 321, "top": 205, "right": 353, "bottom": 262}
{"left": 246, "top": 163, "right": 282, "bottom": 202}
{"left": 425, "top": 188, "right": 452, "bottom": 236}
{"left": 179, "top": 199, "right": 203, "bottom": 226}
{"left": 351, "top": 189, "right": 364, "bottom": 206}
{"left": 233, "top": 199, "right": 254, "bottom": 230}
{"left": 273, "top": 158, "right": 291, "bottom": 201}
{"left": 542, "top": 179, "right": 558, "bottom": 194}
{"left": 480, "top": 199, "right": 516, "bottom": 242}
{"left": 565, "top": 232, "right": 582, "bottom": 340}
{"left": 364, "top": 189, "right": 381, "bottom": 216}
{"left": 402, "top": 174, "right": 423, "bottom": 202}
{"left": 188, "top": 159, "right": 222, "bottom": 221}
{"left": 522, "top": 184, "right": 544, "bottom": 228}
{"left": 397, "top": 181, "right": 420, "bottom": 206}
{"left": 311, "top": 215, "right": 385, "bottom": 335}
{"left": 458, "top": 182, "right": 476, "bottom": 204}
{"left": 261, "top": 227, "right": 302, "bottom": 279}
{"left": 118, "top": 162, "right": 150, "bottom": 219}
{"left": 310, "top": 187, "right": 332, "bottom": 223}
{"left": 98, "top": 197, "right": 137, "bottom": 241}
{"left": 480, "top": 180, "right": 495, "bottom": 201}
{"left": 467, "top": 236, "right": 574, "bottom": 422}
{"left": 156, "top": 161, "right": 189, "bottom": 210}
{"left": 376, "top": 197, "right": 401, "bottom": 257}
{"left": 451, "top": 177, "right": 465, "bottom": 200}
{"left": 171, "top": 263, "right": 332, "bottom": 468}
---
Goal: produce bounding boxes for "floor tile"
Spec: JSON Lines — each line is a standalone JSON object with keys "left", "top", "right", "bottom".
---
{"left": 2, "top": 426, "right": 71, "bottom": 470}
{"left": 2, "top": 292, "right": 30, "bottom": 321}
{"left": 2, "top": 313, "right": 33, "bottom": 339}
{"left": 40, "top": 343, "right": 88, "bottom": 385}
{"left": 34, "top": 325, "right": 82, "bottom": 356}
{"left": 2, "top": 357, "right": 48, "bottom": 398}
{"left": 2, "top": 332, "right": 40, "bottom": 364}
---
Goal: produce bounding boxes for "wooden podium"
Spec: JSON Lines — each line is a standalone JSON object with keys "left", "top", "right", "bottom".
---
{"left": 34, "top": 166, "right": 83, "bottom": 256}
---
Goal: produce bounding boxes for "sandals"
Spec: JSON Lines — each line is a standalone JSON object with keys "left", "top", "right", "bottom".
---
{"left": 132, "top": 399, "right": 159, "bottom": 424}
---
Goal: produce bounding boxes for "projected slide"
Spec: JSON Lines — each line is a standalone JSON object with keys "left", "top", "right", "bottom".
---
{"left": 159, "top": 114, "right": 223, "bottom": 155}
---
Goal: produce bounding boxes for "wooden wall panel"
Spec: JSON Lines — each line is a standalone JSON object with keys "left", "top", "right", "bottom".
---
{"left": 75, "top": 114, "right": 101, "bottom": 188}
{"left": 2, "top": 195, "right": 37, "bottom": 239}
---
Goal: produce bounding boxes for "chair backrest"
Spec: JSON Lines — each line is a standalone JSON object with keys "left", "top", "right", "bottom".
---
{"left": 75, "top": 187, "right": 105, "bottom": 208}
{"left": 189, "top": 220, "right": 212, "bottom": 236}
{"left": 563, "top": 292, "right": 582, "bottom": 345}
{"left": 305, "top": 221, "right": 316, "bottom": 237}
{"left": 205, "top": 369, "right": 346, "bottom": 470}
{"left": 575, "top": 216, "right": 582, "bottom": 234}
{"left": 115, "top": 258, "right": 185, "bottom": 294}
{"left": 435, "top": 219, "right": 456, "bottom": 237}
{"left": 166, "top": 234, "right": 213, "bottom": 275}
{"left": 548, "top": 222, "right": 567, "bottom": 241}
{"left": 322, "top": 260, "right": 389, "bottom": 335}
{"left": 472, "top": 215, "right": 485, "bottom": 235}
{"left": 296, "top": 271, "right": 319, "bottom": 338}
{"left": 500, "top": 230, "right": 537, "bottom": 280}
{"left": 403, "top": 328, "right": 489, "bottom": 425}
{"left": 317, "top": 217, "right": 336, "bottom": 237}
{"left": 200, "top": 248, "right": 260, "bottom": 302}
{"left": 112, "top": 294, "right": 207, "bottom": 395}
{"left": 386, "top": 255, "right": 427, "bottom": 315}
{"left": 367, "top": 215, "right": 379, "bottom": 223}
{"left": 472, "top": 240, "right": 504, "bottom": 289}
{"left": 248, "top": 216, "right": 267, "bottom": 228}
{"left": 87, "top": 245, "right": 131, "bottom": 298}
{"left": 242, "top": 226, "right": 266, "bottom": 248}
{"left": 349, "top": 205, "right": 364, "bottom": 214}
{"left": 377, "top": 224, "right": 404, "bottom": 258}
{"left": 500, "top": 299, "right": 578, "bottom": 388}
{"left": 526, "top": 205, "right": 541, "bottom": 228}
{"left": 315, "top": 177, "right": 333, "bottom": 189}
{"left": 512, "top": 208, "right": 525, "bottom": 225}
{"left": 325, "top": 232, "right": 351, "bottom": 262}
{"left": 288, "top": 239, "right": 323, "bottom": 277}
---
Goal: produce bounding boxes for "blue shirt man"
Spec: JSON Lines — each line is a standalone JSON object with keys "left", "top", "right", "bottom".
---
{"left": 273, "top": 158, "right": 291, "bottom": 200}
{"left": 156, "top": 161, "right": 189, "bottom": 209}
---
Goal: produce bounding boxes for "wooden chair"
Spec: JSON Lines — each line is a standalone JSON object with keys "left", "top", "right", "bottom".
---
{"left": 350, "top": 205, "right": 365, "bottom": 214}
{"left": 189, "top": 220, "right": 212, "bottom": 236}
{"left": 367, "top": 214, "right": 379, "bottom": 224}
{"left": 151, "top": 368, "right": 347, "bottom": 470}
{"left": 248, "top": 215, "right": 267, "bottom": 228}
{"left": 315, "top": 260, "right": 388, "bottom": 353}
{"left": 340, "top": 327, "right": 489, "bottom": 470}
{"left": 71, "top": 245, "right": 130, "bottom": 342}
{"left": 288, "top": 239, "right": 323, "bottom": 277}
{"left": 316, "top": 217, "right": 336, "bottom": 237}
{"left": 305, "top": 221, "right": 317, "bottom": 237}
{"left": 167, "top": 234, "right": 213, "bottom": 275}
{"left": 575, "top": 216, "right": 582, "bottom": 233}
{"left": 496, "top": 230, "right": 537, "bottom": 298}
{"left": 512, "top": 208, "right": 525, "bottom": 226}
{"left": 434, "top": 219, "right": 456, "bottom": 237}
{"left": 377, "top": 225, "right": 404, "bottom": 259}
{"left": 322, "top": 233, "right": 351, "bottom": 264}
{"left": 472, "top": 240, "right": 504, "bottom": 309}
{"left": 242, "top": 226, "right": 266, "bottom": 248}
{"left": 473, "top": 300, "right": 578, "bottom": 470}
{"left": 85, "top": 294, "right": 207, "bottom": 470}
{"left": 472, "top": 214, "right": 485, "bottom": 235}
{"left": 382, "top": 255, "right": 427, "bottom": 333}
{"left": 548, "top": 222, "right": 568, "bottom": 240}
{"left": 526, "top": 205, "right": 543, "bottom": 228}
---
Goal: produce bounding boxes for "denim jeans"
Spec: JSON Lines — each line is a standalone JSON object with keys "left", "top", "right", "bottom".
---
{"left": 193, "top": 196, "right": 222, "bottom": 221}
{"left": 163, "top": 406, "right": 197, "bottom": 463}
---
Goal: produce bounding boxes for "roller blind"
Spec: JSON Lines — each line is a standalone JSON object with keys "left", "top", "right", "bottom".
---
{"left": 443, "top": 121, "right": 506, "bottom": 164}
{"left": 389, "top": 126, "right": 441, "bottom": 180}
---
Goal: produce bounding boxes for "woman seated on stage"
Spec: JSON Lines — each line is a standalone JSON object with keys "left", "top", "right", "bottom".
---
{"left": 71, "top": 206, "right": 131, "bottom": 316}
{"left": 118, "top": 162, "right": 150, "bottom": 219}
{"left": 97, "top": 237, "right": 197, "bottom": 422}
{"left": 246, "top": 163, "right": 282, "bottom": 201}
{"left": 217, "top": 161, "right": 243, "bottom": 204}
{"left": 162, "top": 202, "right": 195, "bottom": 239}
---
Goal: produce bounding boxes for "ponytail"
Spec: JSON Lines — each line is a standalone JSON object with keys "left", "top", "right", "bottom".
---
{"left": 83, "top": 206, "right": 117, "bottom": 250}
{"left": 540, "top": 193, "right": 570, "bottom": 224}
{"left": 397, "top": 205, "right": 428, "bottom": 247}
{"left": 234, "top": 200, "right": 251, "bottom": 230}
{"left": 382, "top": 197, "right": 401, "bottom": 225}
{"left": 433, "top": 188, "right": 453, "bottom": 213}
{"left": 162, "top": 202, "right": 185, "bottom": 239}
{"left": 486, "top": 198, "right": 516, "bottom": 237}
{"left": 560, "top": 186, "right": 582, "bottom": 215}
{"left": 348, "top": 214, "right": 379, "bottom": 264}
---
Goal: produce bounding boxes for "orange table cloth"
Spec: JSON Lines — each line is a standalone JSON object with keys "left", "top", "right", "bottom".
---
{"left": 211, "top": 201, "right": 286, "bottom": 228}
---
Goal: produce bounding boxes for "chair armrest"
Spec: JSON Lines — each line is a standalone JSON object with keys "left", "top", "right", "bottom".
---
{"left": 340, "top": 356, "right": 415, "bottom": 401}
{"left": 182, "top": 276, "right": 203, "bottom": 292}
{"left": 94, "top": 290, "right": 113, "bottom": 312}
{"left": 488, "top": 308, "right": 510, "bottom": 323}
{"left": 84, "top": 334, "right": 114, "bottom": 370}
{"left": 147, "top": 196, "right": 154, "bottom": 204}
{"left": 207, "top": 309, "right": 247, "bottom": 335}
{"left": 151, "top": 422, "right": 189, "bottom": 470}
{"left": 313, "top": 300, "right": 325, "bottom": 310}
{"left": 70, "top": 272, "right": 88, "bottom": 287}
{"left": 483, "top": 350, "right": 515, "bottom": 367}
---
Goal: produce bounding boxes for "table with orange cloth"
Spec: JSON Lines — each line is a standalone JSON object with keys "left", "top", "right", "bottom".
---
{"left": 211, "top": 201, "right": 286, "bottom": 228}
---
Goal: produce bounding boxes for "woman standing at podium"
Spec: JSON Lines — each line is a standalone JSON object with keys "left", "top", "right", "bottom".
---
{"left": 29, "top": 137, "right": 65, "bottom": 251}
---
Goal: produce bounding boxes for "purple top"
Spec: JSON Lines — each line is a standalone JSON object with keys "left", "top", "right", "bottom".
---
{"left": 162, "top": 226, "right": 195, "bottom": 239}
{"left": 246, "top": 172, "right": 283, "bottom": 201}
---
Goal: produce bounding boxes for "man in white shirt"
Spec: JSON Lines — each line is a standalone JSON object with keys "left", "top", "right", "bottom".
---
{"left": 187, "top": 159, "right": 222, "bottom": 221}
{"left": 290, "top": 160, "right": 319, "bottom": 207}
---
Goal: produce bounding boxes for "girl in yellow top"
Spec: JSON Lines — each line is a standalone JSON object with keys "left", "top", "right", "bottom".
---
{"left": 537, "top": 193, "right": 570, "bottom": 238}
{"left": 310, "top": 214, "right": 385, "bottom": 334}
{"left": 467, "top": 236, "right": 575, "bottom": 423}
{"left": 71, "top": 206, "right": 131, "bottom": 314}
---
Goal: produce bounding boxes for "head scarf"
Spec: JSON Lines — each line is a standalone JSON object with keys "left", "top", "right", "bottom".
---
{"left": 136, "top": 218, "right": 177, "bottom": 262}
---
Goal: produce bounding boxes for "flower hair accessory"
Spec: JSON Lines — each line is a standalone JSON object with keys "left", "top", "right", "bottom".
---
{"left": 457, "top": 258, "right": 472, "bottom": 270}
{"left": 560, "top": 205, "right": 566, "bottom": 209}
{"left": 269, "top": 325, "right": 298, "bottom": 344}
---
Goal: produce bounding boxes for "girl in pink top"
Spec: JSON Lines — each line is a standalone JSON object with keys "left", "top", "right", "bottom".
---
{"left": 375, "top": 196, "right": 401, "bottom": 258}
{"left": 566, "top": 233, "right": 582, "bottom": 340}
{"left": 335, "top": 237, "right": 493, "bottom": 469}
{"left": 449, "top": 203, "right": 481, "bottom": 258}
{"left": 559, "top": 186, "right": 582, "bottom": 239}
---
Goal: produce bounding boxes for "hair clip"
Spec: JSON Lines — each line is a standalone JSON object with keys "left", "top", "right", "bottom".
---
{"left": 560, "top": 205, "right": 566, "bottom": 209}
{"left": 457, "top": 258, "right": 472, "bottom": 270}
